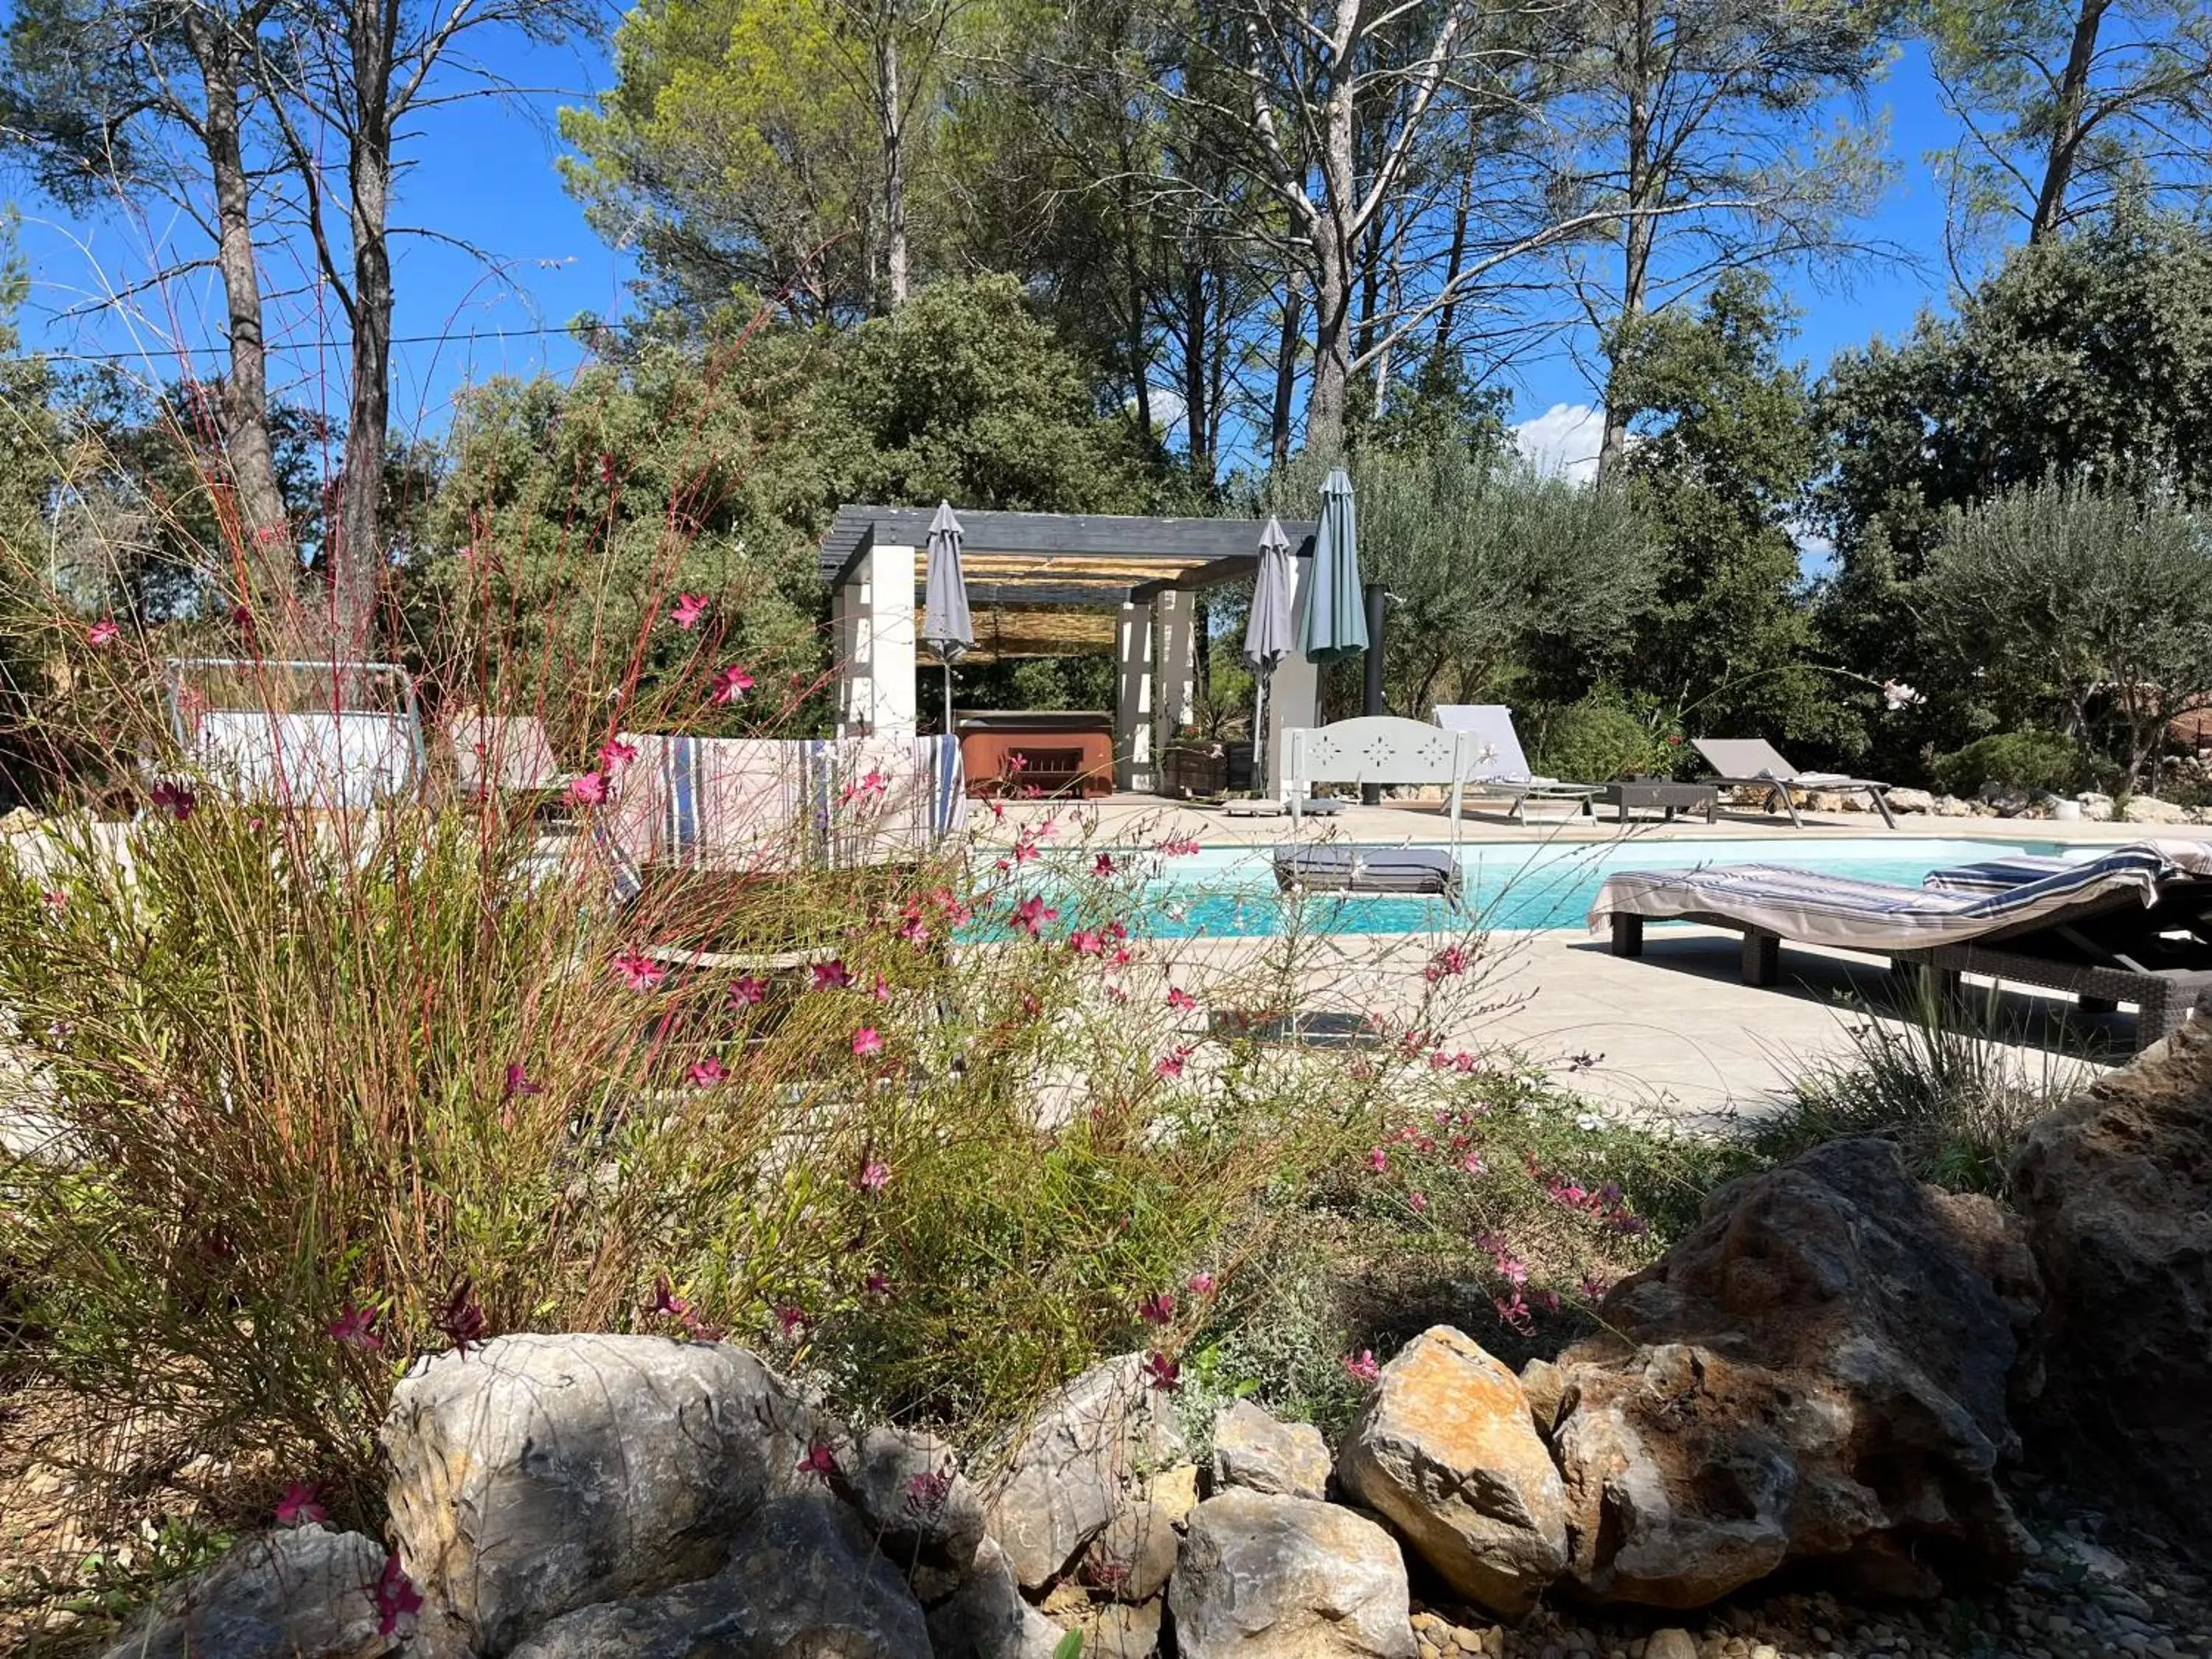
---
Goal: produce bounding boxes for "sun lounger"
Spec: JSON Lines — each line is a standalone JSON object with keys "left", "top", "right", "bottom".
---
{"left": 1691, "top": 738, "right": 1897, "bottom": 828}
{"left": 446, "top": 712, "right": 574, "bottom": 805}
{"left": 1921, "top": 853, "right": 2080, "bottom": 894}
{"left": 1273, "top": 846, "right": 1461, "bottom": 902}
{"left": 164, "top": 658, "right": 426, "bottom": 810}
{"left": 1590, "top": 840, "right": 2212, "bottom": 1049}
{"left": 1432, "top": 706, "right": 1599, "bottom": 822}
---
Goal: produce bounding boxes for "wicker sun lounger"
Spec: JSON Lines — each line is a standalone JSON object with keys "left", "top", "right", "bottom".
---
{"left": 1692, "top": 738, "right": 1898, "bottom": 828}
{"left": 1590, "top": 841, "right": 2212, "bottom": 1051}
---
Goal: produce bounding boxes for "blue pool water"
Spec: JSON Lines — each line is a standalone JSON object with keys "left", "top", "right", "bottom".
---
{"left": 1116, "top": 837, "right": 2081, "bottom": 939}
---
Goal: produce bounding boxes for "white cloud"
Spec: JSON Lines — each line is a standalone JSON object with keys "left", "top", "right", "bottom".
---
{"left": 1512, "top": 403, "right": 1605, "bottom": 484}
{"left": 1125, "top": 386, "right": 1188, "bottom": 435}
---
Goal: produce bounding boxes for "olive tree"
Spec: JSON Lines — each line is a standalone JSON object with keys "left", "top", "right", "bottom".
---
{"left": 1920, "top": 476, "right": 2212, "bottom": 791}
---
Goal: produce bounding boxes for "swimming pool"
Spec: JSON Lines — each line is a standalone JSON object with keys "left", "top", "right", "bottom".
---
{"left": 1123, "top": 837, "right": 2084, "bottom": 939}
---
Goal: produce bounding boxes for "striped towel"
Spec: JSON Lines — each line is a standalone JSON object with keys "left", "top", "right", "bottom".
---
{"left": 1589, "top": 841, "right": 2212, "bottom": 953}
{"left": 1921, "top": 854, "right": 2079, "bottom": 894}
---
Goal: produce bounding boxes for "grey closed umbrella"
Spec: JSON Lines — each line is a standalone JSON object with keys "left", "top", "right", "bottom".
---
{"left": 1299, "top": 467, "right": 1368, "bottom": 662}
{"left": 1245, "top": 515, "right": 1296, "bottom": 790}
{"left": 921, "top": 500, "right": 973, "bottom": 730}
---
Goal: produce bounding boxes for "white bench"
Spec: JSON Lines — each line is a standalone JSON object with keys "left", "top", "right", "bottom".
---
{"left": 1281, "top": 717, "right": 1472, "bottom": 828}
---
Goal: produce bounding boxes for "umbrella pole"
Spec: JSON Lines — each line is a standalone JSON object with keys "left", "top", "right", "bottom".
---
{"left": 1253, "top": 669, "right": 1270, "bottom": 794}
{"left": 942, "top": 662, "right": 954, "bottom": 733}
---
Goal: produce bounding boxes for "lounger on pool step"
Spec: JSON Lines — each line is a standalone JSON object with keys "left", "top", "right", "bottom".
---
{"left": 1273, "top": 845, "right": 1461, "bottom": 901}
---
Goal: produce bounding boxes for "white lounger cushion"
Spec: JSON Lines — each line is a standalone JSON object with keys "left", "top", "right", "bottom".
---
{"left": 1589, "top": 840, "right": 2212, "bottom": 953}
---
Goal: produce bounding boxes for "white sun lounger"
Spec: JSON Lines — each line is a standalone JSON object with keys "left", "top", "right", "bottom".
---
{"left": 1590, "top": 840, "right": 2212, "bottom": 1050}
{"left": 1692, "top": 737, "right": 1897, "bottom": 828}
{"left": 1432, "top": 705, "right": 1599, "bottom": 822}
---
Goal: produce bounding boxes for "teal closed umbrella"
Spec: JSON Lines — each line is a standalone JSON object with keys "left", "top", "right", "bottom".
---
{"left": 1299, "top": 467, "right": 1368, "bottom": 663}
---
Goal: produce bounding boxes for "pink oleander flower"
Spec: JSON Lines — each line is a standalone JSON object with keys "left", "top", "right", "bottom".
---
{"left": 1186, "top": 1270, "right": 1216, "bottom": 1295}
{"left": 504, "top": 1062, "right": 543, "bottom": 1099}
{"left": 1460, "top": 1150, "right": 1486, "bottom": 1175}
{"left": 612, "top": 949, "right": 666, "bottom": 992}
{"left": 672, "top": 592, "right": 711, "bottom": 630}
{"left": 1068, "top": 928, "right": 1104, "bottom": 956}
{"left": 858, "top": 1158, "right": 890, "bottom": 1192}
{"left": 1141, "top": 1352, "right": 1180, "bottom": 1391}
{"left": 1425, "top": 944, "right": 1472, "bottom": 981}
{"left": 275, "top": 1481, "right": 327, "bottom": 1527}
{"left": 689, "top": 1056, "right": 727, "bottom": 1088}
{"left": 712, "top": 664, "right": 756, "bottom": 704}
{"left": 729, "top": 975, "right": 768, "bottom": 1007}
{"left": 1107, "top": 945, "right": 1133, "bottom": 969}
{"left": 851, "top": 1026, "right": 883, "bottom": 1057}
{"left": 327, "top": 1304, "right": 382, "bottom": 1352}
{"left": 570, "top": 770, "right": 609, "bottom": 804}
{"left": 599, "top": 737, "right": 638, "bottom": 769}
{"left": 1166, "top": 986, "right": 1198, "bottom": 1012}
{"left": 149, "top": 780, "right": 196, "bottom": 821}
{"left": 1364, "top": 1147, "right": 1389, "bottom": 1173}
{"left": 86, "top": 618, "right": 120, "bottom": 648}
{"left": 1011, "top": 837, "right": 1039, "bottom": 865}
{"left": 375, "top": 1555, "right": 422, "bottom": 1638}
{"left": 1009, "top": 897, "right": 1058, "bottom": 937}
{"left": 810, "top": 959, "right": 852, "bottom": 991}
{"left": 1155, "top": 1046, "right": 1193, "bottom": 1080}
{"left": 1093, "top": 852, "right": 1117, "bottom": 877}
{"left": 797, "top": 1441, "right": 838, "bottom": 1480}
{"left": 1343, "top": 1349, "right": 1380, "bottom": 1384}
{"left": 1494, "top": 1291, "right": 1534, "bottom": 1334}
{"left": 1492, "top": 1246, "right": 1530, "bottom": 1287}
{"left": 1138, "top": 1291, "right": 1175, "bottom": 1326}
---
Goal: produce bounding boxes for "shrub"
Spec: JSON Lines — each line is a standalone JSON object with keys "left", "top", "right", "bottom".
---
{"left": 1929, "top": 729, "right": 2087, "bottom": 798}
{"left": 1528, "top": 692, "right": 1674, "bottom": 783}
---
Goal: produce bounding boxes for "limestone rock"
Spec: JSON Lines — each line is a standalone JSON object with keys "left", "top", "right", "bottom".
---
{"left": 1885, "top": 787, "right": 1935, "bottom": 815}
{"left": 1551, "top": 1138, "right": 2039, "bottom": 1607}
{"left": 2124, "top": 794, "right": 2188, "bottom": 823}
{"left": 1082, "top": 1498, "right": 1180, "bottom": 1601}
{"left": 1211, "top": 1400, "right": 1332, "bottom": 1500}
{"left": 848, "top": 1425, "right": 987, "bottom": 1596}
{"left": 1930, "top": 793, "right": 1972, "bottom": 817}
{"left": 1148, "top": 1463, "right": 1200, "bottom": 1527}
{"left": 100, "top": 1526, "right": 392, "bottom": 1659}
{"left": 506, "top": 1491, "right": 928, "bottom": 1659}
{"left": 1335, "top": 1326, "right": 1567, "bottom": 1618}
{"left": 381, "top": 1334, "right": 820, "bottom": 1655}
{"left": 1065, "top": 1597, "right": 1164, "bottom": 1659}
{"left": 978, "top": 1353, "right": 1184, "bottom": 1587}
{"left": 2011, "top": 1016, "right": 2212, "bottom": 1559}
{"left": 926, "top": 1535, "right": 1067, "bottom": 1659}
{"left": 1169, "top": 1489, "right": 1416, "bottom": 1658}
{"left": 1646, "top": 1631, "right": 1699, "bottom": 1659}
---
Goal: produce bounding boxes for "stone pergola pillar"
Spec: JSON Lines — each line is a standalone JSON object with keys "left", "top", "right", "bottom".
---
{"left": 1115, "top": 597, "right": 1155, "bottom": 791}
{"left": 1154, "top": 587, "right": 1199, "bottom": 762}
{"left": 836, "top": 540, "right": 917, "bottom": 740}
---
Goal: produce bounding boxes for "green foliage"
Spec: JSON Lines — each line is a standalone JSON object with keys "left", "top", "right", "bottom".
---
{"left": 1919, "top": 475, "right": 2212, "bottom": 790}
{"left": 1929, "top": 730, "right": 2087, "bottom": 797}
{"left": 1527, "top": 691, "right": 1677, "bottom": 783}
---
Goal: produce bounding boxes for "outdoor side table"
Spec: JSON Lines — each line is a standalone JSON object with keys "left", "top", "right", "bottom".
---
{"left": 1598, "top": 779, "right": 1719, "bottom": 824}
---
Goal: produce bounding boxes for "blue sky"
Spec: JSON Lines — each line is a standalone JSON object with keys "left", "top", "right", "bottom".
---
{"left": 10, "top": 23, "right": 1969, "bottom": 473}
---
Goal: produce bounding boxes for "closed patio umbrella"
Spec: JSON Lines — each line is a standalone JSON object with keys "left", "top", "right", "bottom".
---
{"left": 1245, "top": 515, "right": 1295, "bottom": 790}
{"left": 1299, "top": 467, "right": 1368, "bottom": 663}
{"left": 920, "top": 500, "right": 973, "bottom": 730}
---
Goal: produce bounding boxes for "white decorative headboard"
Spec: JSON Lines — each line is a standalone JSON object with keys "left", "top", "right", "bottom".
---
{"left": 1282, "top": 717, "right": 1470, "bottom": 825}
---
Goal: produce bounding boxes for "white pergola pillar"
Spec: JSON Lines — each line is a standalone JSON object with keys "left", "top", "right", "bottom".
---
{"left": 836, "top": 540, "right": 917, "bottom": 740}
{"left": 1270, "top": 556, "right": 1321, "bottom": 801}
{"left": 1154, "top": 587, "right": 1199, "bottom": 758}
{"left": 1115, "top": 597, "right": 1156, "bottom": 791}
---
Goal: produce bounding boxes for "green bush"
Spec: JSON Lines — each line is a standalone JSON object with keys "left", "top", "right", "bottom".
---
{"left": 1528, "top": 693, "right": 1674, "bottom": 783}
{"left": 1930, "top": 730, "right": 2087, "bottom": 797}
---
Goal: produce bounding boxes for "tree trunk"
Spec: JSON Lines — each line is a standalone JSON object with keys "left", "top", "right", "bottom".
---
{"left": 1599, "top": 4, "right": 1657, "bottom": 484}
{"left": 2029, "top": 0, "right": 2110, "bottom": 242}
{"left": 1182, "top": 254, "right": 1211, "bottom": 489}
{"left": 1435, "top": 162, "right": 1472, "bottom": 353}
{"left": 1303, "top": 20, "right": 1360, "bottom": 453}
{"left": 1270, "top": 288, "right": 1303, "bottom": 468}
{"left": 184, "top": 10, "right": 294, "bottom": 624}
{"left": 878, "top": 21, "right": 909, "bottom": 305}
{"left": 1121, "top": 167, "right": 1151, "bottom": 443}
{"left": 333, "top": 0, "right": 397, "bottom": 658}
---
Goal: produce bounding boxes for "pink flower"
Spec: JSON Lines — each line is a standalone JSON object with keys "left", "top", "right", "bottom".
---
{"left": 1425, "top": 944, "right": 1472, "bottom": 981}
{"left": 599, "top": 737, "right": 638, "bottom": 769}
{"left": 1009, "top": 897, "right": 1058, "bottom": 937}
{"left": 852, "top": 1027, "right": 883, "bottom": 1057}
{"left": 1011, "top": 837, "right": 1040, "bottom": 865}
{"left": 1141, "top": 1352, "right": 1180, "bottom": 1391}
{"left": 1166, "top": 986, "right": 1197, "bottom": 1012}
{"left": 672, "top": 592, "right": 710, "bottom": 630}
{"left": 865, "top": 1270, "right": 892, "bottom": 1298}
{"left": 1364, "top": 1147, "right": 1389, "bottom": 1173}
{"left": 774, "top": 1304, "right": 807, "bottom": 1339}
{"left": 1494, "top": 1291, "right": 1534, "bottom": 1335}
{"left": 39, "top": 888, "right": 66, "bottom": 911}
{"left": 810, "top": 959, "right": 852, "bottom": 991}
{"left": 858, "top": 1159, "right": 890, "bottom": 1192}
{"left": 1068, "top": 928, "right": 1105, "bottom": 956}
{"left": 712, "top": 664, "right": 755, "bottom": 704}
{"left": 728, "top": 975, "right": 768, "bottom": 1007}
{"left": 149, "top": 780, "right": 196, "bottom": 821}
{"left": 1155, "top": 1046, "right": 1193, "bottom": 1079}
{"left": 1408, "top": 1191, "right": 1428, "bottom": 1213}
{"left": 327, "top": 1304, "right": 382, "bottom": 1352}
{"left": 872, "top": 973, "right": 893, "bottom": 1002}
{"left": 86, "top": 618, "right": 120, "bottom": 648}
{"left": 1491, "top": 1245, "right": 1529, "bottom": 1287}
{"left": 570, "top": 771, "right": 609, "bottom": 804}
{"left": 274, "top": 1481, "right": 327, "bottom": 1526}
{"left": 504, "top": 1062, "right": 543, "bottom": 1099}
{"left": 906, "top": 1467, "right": 953, "bottom": 1514}
{"left": 1093, "top": 852, "right": 1118, "bottom": 877}
{"left": 689, "top": 1056, "right": 728, "bottom": 1088}
{"left": 1153, "top": 835, "right": 1201, "bottom": 856}
{"left": 1579, "top": 1273, "right": 1613, "bottom": 1301}
{"left": 612, "top": 949, "right": 666, "bottom": 992}
{"left": 1186, "top": 1270, "right": 1217, "bottom": 1295}
{"left": 797, "top": 1441, "right": 838, "bottom": 1480}
{"left": 1138, "top": 1292, "right": 1175, "bottom": 1325}
{"left": 1343, "top": 1349, "right": 1380, "bottom": 1384}
{"left": 375, "top": 1555, "right": 422, "bottom": 1638}
{"left": 1459, "top": 1150, "right": 1486, "bottom": 1175}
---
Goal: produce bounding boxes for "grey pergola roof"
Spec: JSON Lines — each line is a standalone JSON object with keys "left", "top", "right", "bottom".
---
{"left": 818, "top": 504, "right": 1318, "bottom": 608}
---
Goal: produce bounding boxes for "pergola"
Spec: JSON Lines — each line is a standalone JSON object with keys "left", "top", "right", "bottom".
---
{"left": 819, "top": 505, "right": 1323, "bottom": 791}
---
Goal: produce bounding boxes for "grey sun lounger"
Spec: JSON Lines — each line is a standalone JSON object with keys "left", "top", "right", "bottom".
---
{"left": 1433, "top": 705, "right": 1599, "bottom": 822}
{"left": 1692, "top": 738, "right": 1898, "bottom": 828}
{"left": 1590, "top": 840, "right": 2212, "bottom": 1051}
{"left": 1274, "top": 846, "right": 1462, "bottom": 902}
